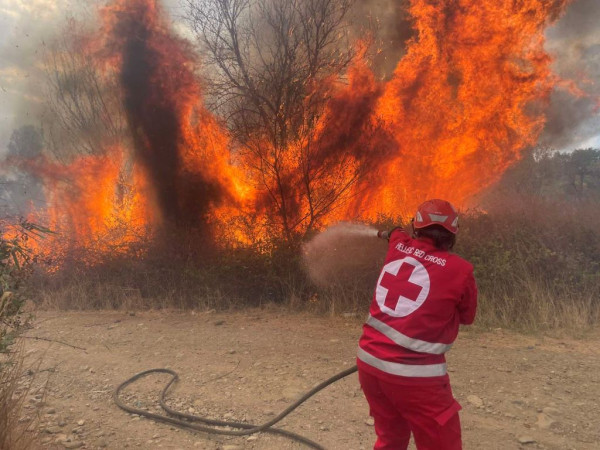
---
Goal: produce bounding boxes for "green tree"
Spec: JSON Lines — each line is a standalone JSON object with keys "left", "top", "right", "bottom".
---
{"left": 488, "top": 147, "right": 600, "bottom": 201}
{"left": 565, "top": 149, "right": 600, "bottom": 197}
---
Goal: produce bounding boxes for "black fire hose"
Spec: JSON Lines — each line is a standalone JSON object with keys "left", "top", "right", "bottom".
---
{"left": 114, "top": 364, "right": 358, "bottom": 449}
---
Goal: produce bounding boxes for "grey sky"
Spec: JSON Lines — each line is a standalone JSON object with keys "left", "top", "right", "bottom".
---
{"left": 543, "top": 0, "right": 600, "bottom": 150}
{"left": 0, "top": 0, "right": 184, "bottom": 158}
{"left": 0, "top": 0, "right": 68, "bottom": 154}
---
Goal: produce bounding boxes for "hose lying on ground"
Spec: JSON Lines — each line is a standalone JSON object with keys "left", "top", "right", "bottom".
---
{"left": 114, "top": 365, "right": 358, "bottom": 450}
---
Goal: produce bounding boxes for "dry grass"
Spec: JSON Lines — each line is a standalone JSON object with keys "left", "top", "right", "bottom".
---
{"left": 33, "top": 274, "right": 233, "bottom": 311}
{"left": 474, "top": 275, "right": 599, "bottom": 333}
{"left": 456, "top": 195, "right": 600, "bottom": 333}
{"left": 0, "top": 346, "right": 35, "bottom": 450}
{"left": 25, "top": 196, "right": 600, "bottom": 334}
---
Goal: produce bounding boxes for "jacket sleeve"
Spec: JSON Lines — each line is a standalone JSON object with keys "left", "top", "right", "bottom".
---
{"left": 387, "top": 227, "right": 407, "bottom": 245}
{"left": 458, "top": 270, "right": 478, "bottom": 325}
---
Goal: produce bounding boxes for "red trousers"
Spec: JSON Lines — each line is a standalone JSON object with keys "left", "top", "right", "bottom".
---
{"left": 358, "top": 369, "right": 462, "bottom": 450}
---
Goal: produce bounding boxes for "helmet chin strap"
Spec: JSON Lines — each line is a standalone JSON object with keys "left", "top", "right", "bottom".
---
{"left": 410, "top": 218, "right": 417, "bottom": 239}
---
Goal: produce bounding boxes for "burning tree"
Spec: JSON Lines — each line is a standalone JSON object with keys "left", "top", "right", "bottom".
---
{"left": 185, "top": 0, "right": 578, "bottom": 241}
{"left": 185, "top": 0, "right": 393, "bottom": 244}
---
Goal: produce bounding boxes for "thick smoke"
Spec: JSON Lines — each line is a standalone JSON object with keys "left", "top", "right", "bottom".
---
{"left": 105, "top": 0, "right": 225, "bottom": 228}
{"left": 0, "top": 0, "right": 181, "bottom": 156}
{"left": 0, "top": 1, "right": 109, "bottom": 157}
{"left": 542, "top": 0, "right": 600, "bottom": 150}
{"left": 349, "top": 0, "right": 413, "bottom": 78}
{"left": 0, "top": 0, "right": 67, "bottom": 156}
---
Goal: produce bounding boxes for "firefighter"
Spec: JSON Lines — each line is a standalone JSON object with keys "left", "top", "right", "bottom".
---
{"left": 358, "top": 199, "right": 477, "bottom": 450}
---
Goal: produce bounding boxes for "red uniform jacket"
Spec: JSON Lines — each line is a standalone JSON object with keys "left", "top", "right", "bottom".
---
{"left": 357, "top": 228, "right": 477, "bottom": 385}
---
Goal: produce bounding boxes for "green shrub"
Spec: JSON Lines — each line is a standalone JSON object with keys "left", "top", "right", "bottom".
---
{"left": 0, "top": 221, "right": 45, "bottom": 352}
{"left": 0, "top": 220, "right": 47, "bottom": 450}
{"left": 456, "top": 197, "right": 600, "bottom": 330}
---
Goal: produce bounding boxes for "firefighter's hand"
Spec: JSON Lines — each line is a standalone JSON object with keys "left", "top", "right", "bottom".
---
{"left": 377, "top": 230, "right": 390, "bottom": 240}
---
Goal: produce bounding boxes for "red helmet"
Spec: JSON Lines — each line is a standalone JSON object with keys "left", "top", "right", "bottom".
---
{"left": 413, "top": 199, "right": 459, "bottom": 234}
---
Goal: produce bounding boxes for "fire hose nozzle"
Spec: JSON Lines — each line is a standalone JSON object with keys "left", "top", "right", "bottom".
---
{"left": 377, "top": 230, "right": 390, "bottom": 240}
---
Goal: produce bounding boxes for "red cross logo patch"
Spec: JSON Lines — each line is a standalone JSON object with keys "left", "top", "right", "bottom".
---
{"left": 375, "top": 257, "right": 431, "bottom": 317}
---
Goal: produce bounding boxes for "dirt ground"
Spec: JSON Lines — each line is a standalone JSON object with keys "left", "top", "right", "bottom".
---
{"left": 17, "top": 309, "right": 600, "bottom": 450}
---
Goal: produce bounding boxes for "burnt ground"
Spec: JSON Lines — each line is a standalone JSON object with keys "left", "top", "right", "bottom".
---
{"left": 16, "top": 309, "right": 600, "bottom": 449}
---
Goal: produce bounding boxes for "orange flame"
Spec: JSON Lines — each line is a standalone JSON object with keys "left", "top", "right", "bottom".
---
{"left": 4, "top": 0, "right": 581, "bottom": 261}
{"left": 346, "top": 0, "right": 574, "bottom": 219}
{"left": 6, "top": 147, "right": 154, "bottom": 264}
